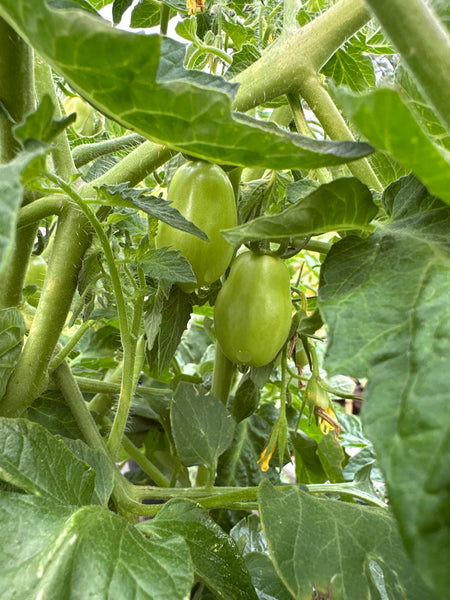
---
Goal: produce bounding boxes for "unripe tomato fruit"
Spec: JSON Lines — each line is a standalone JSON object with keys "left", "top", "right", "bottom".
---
{"left": 62, "top": 96, "right": 96, "bottom": 136}
{"left": 24, "top": 255, "right": 47, "bottom": 307}
{"left": 155, "top": 161, "right": 237, "bottom": 292}
{"left": 214, "top": 252, "right": 292, "bottom": 367}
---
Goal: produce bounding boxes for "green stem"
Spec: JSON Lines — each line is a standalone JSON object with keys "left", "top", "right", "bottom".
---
{"left": 81, "top": 141, "right": 174, "bottom": 195}
{"left": 287, "top": 93, "right": 331, "bottom": 184}
{"left": 309, "top": 343, "right": 320, "bottom": 377}
{"left": 0, "top": 18, "right": 35, "bottom": 162}
{"left": 17, "top": 194, "right": 65, "bottom": 228}
{"left": 129, "top": 482, "right": 386, "bottom": 510}
{"left": 131, "top": 333, "right": 146, "bottom": 392}
{"left": 87, "top": 364, "right": 124, "bottom": 415}
{"left": 53, "top": 361, "right": 145, "bottom": 516}
{"left": 72, "top": 133, "right": 145, "bottom": 168}
{"left": 295, "top": 238, "right": 332, "bottom": 254}
{"left": 34, "top": 55, "right": 75, "bottom": 180}
{"left": 0, "top": 224, "right": 40, "bottom": 309}
{"left": 307, "top": 483, "right": 386, "bottom": 508}
{"left": 107, "top": 294, "right": 145, "bottom": 458}
{"left": 48, "top": 320, "right": 93, "bottom": 372}
{"left": 283, "top": 0, "right": 302, "bottom": 35}
{"left": 299, "top": 74, "right": 382, "bottom": 190}
{"left": 73, "top": 377, "right": 168, "bottom": 399}
{"left": 364, "top": 0, "right": 450, "bottom": 133}
{"left": 45, "top": 175, "right": 140, "bottom": 459}
{"left": 232, "top": 0, "right": 370, "bottom": 112}
{"left": 64, "top": 376, "right": 121, "bottom": 395}
{"left": 241, "top": 105, "right": 292, "bottom": 182}
{"left": 186, "top": 47, "right": 204, "bottom": 70}
{"left": 53, "top": 361, "right": 108, "bottom": 454}
{"left": 0, "top": 19, "right": 37, "bottom": 309}
{"left": 211, "top": 343, "right": 236, "bottom": 405}
{"left": 201, "top": 44, "right": 232, "bottom": 65}
{"left": 160, "top": 2, "right": 170, "bottom": 35}
{"left": 48, "top": 175, "right": 131, "bottom": 347}
{"left": 0, "top": 203, "right": 92, "bottom": 416}
{"left": 121, "top": 435, "right": 171, "bottom": 488}
{"left": 107, "top": 347, "right": 142, "bottom": 455}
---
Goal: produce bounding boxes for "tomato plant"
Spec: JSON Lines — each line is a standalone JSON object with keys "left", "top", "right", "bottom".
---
{"left": 0, "top": 1, "right": 448, "bottom": 599}
{"left": 214, "top": 251, "right": 292, "bottom": 366}
{"left": 155, "top": 160, "right": 237, "bottom": 290}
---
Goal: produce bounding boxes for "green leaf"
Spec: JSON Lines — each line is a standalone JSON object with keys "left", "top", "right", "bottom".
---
{"left": 0, "top": 418, "right": 95, "bottom": 505}
{"left": 25, "top": 391, "right": 84, "bottom": 439}
{"left": 316, "top": 431, "right": 346, "bottom": 483}
{"left": 48, "top": 0, "right": 101, "bottom": 14}
{"left": 112, "top": 0, "right": 132, "bottom": 25}
{"left": 130, "top": 0, "right": 161, "bottom": 28}
{"left": 216, "top": 405, "right": 280, "bottom": 488}
{"left": 0, "top": 0, "right": 374, "bottom": 169}
{"left": 222, "top": 18, "right": 252, "bottom": 51}
{"left": 258, "top": 480, "right": 435, "bottom": 600}
{"left": 322, "top": 42, "right": 375, "bottom": 92}
{"left": 337, "top": 87, "right": 450, "bottom": 203}
{"left": 0, "top": 308, "right": 26, "bottom": 399}
{"left": 171, "top": 382, "right": 235, "bottom": 472}
{"left": 139, "top": 498, "right": 258, "bottom": 600}
{"left": 146, "top": 286, "right": 194, "bottom": 374}
{"left": 226, "top": 43, "right": 261, "bottom": 78}
{"left": 245, "top": 552, "right": 293, "bottom": 600}
{"left": 318, "top": 175, "right": 450, "bottom": 597}
{"left": 229, "top": 513, "right": 268, "bottom": 555}
{"left": 98, "top": 183, "right": 208, "bottom": 241}
{"left": 141, "top": 247, "right": 196, "bottom": 284}
{"left": 0, "top": 143, "right": 48, "bottom": 277}
{"left": 0, "top": 492, "right": 193, "bottom": 600}
{"left": 222, "top": 178, "right": 377, "bottom": 246}
{"left": 176, "top": 15, "right": 198, "bottom": 42}
{"left": 396, "top": 63, "right": 450, "bottom": 151}
{"left": 90, "top": 0, "right": 113, "bottom": 9}
{"left": 61, "top": 438, "right": 115, "bottom": 506}
{"left": 291, "top": 430, "right": 327, "bottom": 484}
{"left": 214, "top": 405, "right": 281, "bottom": 529}
{"left": 14, "top": 94, "right": 73, "bottom": 144}
{"left": 228, "top": 373, "right": 261, "bottom": 423}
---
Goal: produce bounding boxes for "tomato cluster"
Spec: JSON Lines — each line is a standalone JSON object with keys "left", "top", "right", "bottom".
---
{"left": 157, "top": 161, "right": 292, "bottom": 366}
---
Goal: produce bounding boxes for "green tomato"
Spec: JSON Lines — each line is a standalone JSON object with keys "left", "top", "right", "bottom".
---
{"left": 62, "top": 96, "right": 96, "bottom": 136}
{"left": 24, "top": 255, "right": 47, "bottom": 307}
{"left": 155, "top": 161, "right": 237, "bottom": 292}
{"left": 214, "top": 252, "right": 292, "bottom": 367}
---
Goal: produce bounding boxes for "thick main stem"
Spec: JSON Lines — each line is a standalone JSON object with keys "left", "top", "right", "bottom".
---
{"left": 299, "top": 74, "right": 382, "bottom": 190}
{"left": 0, "top": 204, "right": 91, "bottom": 416}
{"left": 232, "top": 0, "right": 370, "bottom": 112}
{"left": 81, "top": 141, "right": 174, "bottom": 196}
{"left": 0, "top": 19, "right": 37, "bottom": 309}
{"left": 230, "top": 0, "right": 381, "bottom": 190}
{"left": 0, "top": 18, "right": 35, "bottom": 162}
{"left": 364, "top": 0, "right": 450, "bottom": 133}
